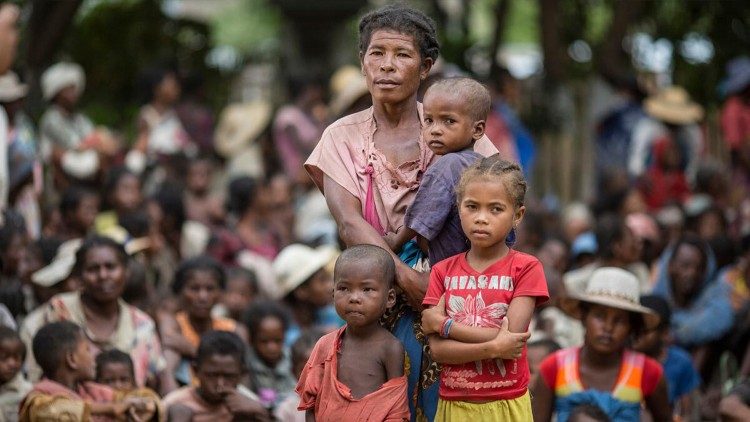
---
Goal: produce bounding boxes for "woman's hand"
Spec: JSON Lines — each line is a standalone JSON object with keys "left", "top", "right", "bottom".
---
{"left": 161, "top": 332, "right": 196, "bottom": 357}
{"left": 396, "top": 263, "right": 428, "bottom": 310}
{"left": 421, "top": 296, "right": 447, "bottom": 335}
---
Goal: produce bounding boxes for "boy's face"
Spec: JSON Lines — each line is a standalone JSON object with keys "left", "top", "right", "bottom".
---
{"left": 333, "top": 261, "right": 396, "bottom": 328}
{"left": 252, "top": 317, "right": 285, "bottom": 367}
{"left": 422, "top": 89, "right": 484, "bottom": 156}
{"left": 97, "top": 362, "right": 135, "bottom": 391}
{"left": 72, "top": 336, "right": 96, "bottom": 381}
{"left": 0, "top": 338, "right": 24, "bottom": 384}
{"left": 194, "top": 354, "right": 243, "bottom": 404}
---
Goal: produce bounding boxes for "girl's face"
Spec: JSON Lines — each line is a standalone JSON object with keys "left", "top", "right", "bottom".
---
{"left": 181, "top": 270, "right": 222, "bottom": 320}
{"left": 222, "top": 277, "right": 254, "bottom": 318}
{"left": 252, "top": 316, "right": 285, "bottom": 367}
{"left": 583, "top": 304, "right": 632, "bottom": 355}
{"left": 74, "top": 195, "right": 100, "bottom": 233}
{"left": 97, "top": 362, "right": 135, "bottom": 391}
{"left": 458, "top": 177, "right": 524, "bottom": 252}
{"left": 361, "top": 30, "right": 432, "bottom": 106}
{"left": 81, "top": 246, "right": 127, "bottom": 304}
{"left": 0, "top": 338, "right": 24, "bottom": 384}
{"left": 113, "top": 174, "right": 142, "bottom": 213}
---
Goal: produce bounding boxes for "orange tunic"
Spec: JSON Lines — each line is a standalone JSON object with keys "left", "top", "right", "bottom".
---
{"left": 296, "top": 327, "right": 410, "bottom": 421}
{"left": 175, "top": 311, "right": 237, "bottom": 348}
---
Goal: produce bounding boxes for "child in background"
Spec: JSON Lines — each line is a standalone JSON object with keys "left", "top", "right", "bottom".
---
{"left": 214, "top": 266, "right": 258, "bottom": 322}
{"left": 184, "top": 156, "right": 224, "bottom": 226}
{"left": 634, "top": 294, "right": 700, "bottom": 419}
{"left": 532, "top": 268, "right": 671, "bottom": 422}
{"left": 385, "top": 77, "right": 489, "bottom": 265}
{"left": 296, "top": 245, "right": 409, "bottom": 421}
{"left": 421, "top": 156, "right": 548, "bottom": 420}
{"left": 20, "top": 321, "right": 159, "bottom": 421}
{"left": 58, "top": 185, "right": 99, "bottom": 240}
{"left": 162, "top": 330, "right": 268, "bottom": 422}
{"left": 95, "top": 349, "right": 136, "bottom": 392}
{"left": 158, "top": 256, "right": 247, "bottom": 386}
{"left": 273, "top": 329, "right": 324, "bottom": 422}
{"left": 243, "top": 301, "right": 296, "bottom": 407}
{"left": 273, "top": 243, "right": 341, "bottom": 346}
{"left": 526, "top": 338, "right": 561, "bottom": 387}
{"left": 0, "top": 327, "right": 31, "bottom": 422}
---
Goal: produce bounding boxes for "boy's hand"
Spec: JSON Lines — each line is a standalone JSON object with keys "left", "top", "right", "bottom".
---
{"left": 421, "top": 295, "right": 447, "bottom": 335}
{"left": 490, "top": 317, "right": 530, "bottom": 360}
{"left": 224, "top": 390, "right": 269, "bottom": 421}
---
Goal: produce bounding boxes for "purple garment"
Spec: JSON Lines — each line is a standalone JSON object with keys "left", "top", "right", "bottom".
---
{"left": 404, "top": 149, "right": 481, "bottom": 264}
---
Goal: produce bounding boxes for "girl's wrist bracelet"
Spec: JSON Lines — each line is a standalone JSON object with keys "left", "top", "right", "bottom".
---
{"left": 441, "top": 318, "right": 454, "bottom": 338}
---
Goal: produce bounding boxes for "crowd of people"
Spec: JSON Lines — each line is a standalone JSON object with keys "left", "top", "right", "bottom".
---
{"left": 2, "top": 1, "right": 750, "bottom": 421}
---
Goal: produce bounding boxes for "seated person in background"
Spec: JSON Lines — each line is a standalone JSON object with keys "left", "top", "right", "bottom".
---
{"left": 385, "top": 77, "right": 489, "bottom": 265}
{"left": 273, "top": 329, "right": 324, "bottom": 422}
{"left": 526, "top": 338, "right": 561, "bottom": 387}
{"left": 296, "top": 245, "right": 409, "bottom": 421}
{"left": 0, "top": 327, "right": 31, "bottom": 422}
{"left": 243, "top": 301, "right": 297, "bottom": 407}
{"left": 19, "top": 321, "right": 159, "bottom": 421}
{"left": 158, "top": 256, "right": 248, "bottom": 386}
{"left": 163, "top": 330, "right": 268, "bottom": 422}
{"left": 213, "top": 266, "right": 258, "bottom": 322}
{"left": 634, "top": 295, "right": 700, "bottom": 419}
{"left": 720, "top": 379, "right": 750, "bottom": 421}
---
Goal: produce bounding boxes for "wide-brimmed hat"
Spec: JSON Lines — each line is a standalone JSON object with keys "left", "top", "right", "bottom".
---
{"left": 214, "top": 100, "right": 272, "bottom": 158}
{"left": 560, "top": 267, "right": 659, "bottom": 329}
{"left": 329, "top": 65, "right": 370, "bottom": 118}
{"left": 41, "top": 62, "right": 85, "bottom": 101}
{"left": 31, "top": 238, "right": 82, "bottom": 287}
{"left": 99, "top": 225, "right": 152, "bottom": 255}
{"left": 60, "top": 149, "right": 99, "bottom": 179}
{"left": 644, "top": 86, "right": 704, "bottom": 125}
{"left": 273, "top": 244, "right": 339, "bottom": 298}
{"left": 0, "top": 72, "right": 28, "bottom": 102}
{"left": 721, "top": 56, "right": 750, "bottom": 97}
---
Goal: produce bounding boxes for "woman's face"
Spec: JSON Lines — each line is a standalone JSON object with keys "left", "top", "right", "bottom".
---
{"left": 583, "top": 304, "right": 632, "bottom": 355}
{"left": 361, "top": 30, "right": 432, "bottom": 106}
{"left": 80, "top": 246, "right": 127, "bottom": 304}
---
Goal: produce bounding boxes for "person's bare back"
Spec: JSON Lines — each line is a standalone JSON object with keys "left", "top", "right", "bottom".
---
{"left": 337, "top": 325, "right": 404, "bottom": 399}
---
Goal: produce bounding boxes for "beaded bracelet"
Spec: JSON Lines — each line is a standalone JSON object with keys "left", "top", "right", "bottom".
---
{"left": 438, "top": 317, "right": 449, "bottom": 338}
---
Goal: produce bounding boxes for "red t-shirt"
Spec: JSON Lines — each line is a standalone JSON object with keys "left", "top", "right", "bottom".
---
{"left": 423, "top": 250, "right": 549, "bottom": 401}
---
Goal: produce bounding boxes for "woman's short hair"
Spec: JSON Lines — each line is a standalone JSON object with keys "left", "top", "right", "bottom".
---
{"left": 358, "top": 4, "right": 439, "bottom": 62}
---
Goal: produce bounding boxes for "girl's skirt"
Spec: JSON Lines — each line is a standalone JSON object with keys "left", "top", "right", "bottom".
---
{"left": 435, "top": 391, "right": 532, "bottom": 421}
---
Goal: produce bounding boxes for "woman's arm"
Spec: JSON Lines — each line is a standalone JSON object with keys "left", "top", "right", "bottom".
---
{"left": 383, "top": 227, "right": 417, "bottom": 253}
{"left": 324, "top": 175, "right": 427, "bottom": 307}
{"left": 644, "top": 376, "right": 672, "bottom": 422}
{"left": 531, "top": 370, "right": 554, "bottom": 422}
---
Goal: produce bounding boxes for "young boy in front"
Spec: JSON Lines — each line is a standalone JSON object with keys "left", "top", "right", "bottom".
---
{"left": 385, "top": 77, "right": 491, "bottom": 265}
{"left": 19, "top": 321, "right": 159, "bottom": 421}
{"left": 162, "top": 330, "right": 268, "bottom": 422}
{"left": 296, "top": 244, "right": 409, "bottom": 421}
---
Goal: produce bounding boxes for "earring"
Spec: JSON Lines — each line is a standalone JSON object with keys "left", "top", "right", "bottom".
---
{"left": 505, "top": 227, "right": 517, "bottom": 247}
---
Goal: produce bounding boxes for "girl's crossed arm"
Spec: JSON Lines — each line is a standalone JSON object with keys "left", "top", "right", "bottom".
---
{"left": 425, "top": 296, "right": 535, "bottom": 364}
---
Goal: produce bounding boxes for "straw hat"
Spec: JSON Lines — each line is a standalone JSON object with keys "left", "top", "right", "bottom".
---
{"left": 60, "top": 149, "right": 99, "bottom": 179}
{"left": 644, "top": 86, "right": 704, "bottom": 125}
{"left": 273, "top": 244, "right": 339, "bottom": 298}
{"left": 214, "top": 100, "right": 272, "bottom": 158}
{"left": 560, "top": 267, "right": 659, "bottom": 329}
{"left": 31, "top": 238, "right": 82, "bottom": 287}
{"left": 99, "top": 225, "right": 152, "bottom": 255}
{"left": 329, "top": 65, "right": 370, "bottom": 118}
{"left": 41, "top": 62, "right": 85, "bottom": 101}
{"left": 0, "top": 71, "right": 27, "bottom": 102}
{"left": 721, "top": 56, "right": 750, "bottom": 96}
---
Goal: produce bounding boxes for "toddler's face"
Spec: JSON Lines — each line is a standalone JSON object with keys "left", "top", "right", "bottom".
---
{"left": 333, "top": 261, "right": 395, "bottom": 328}
{"left": 252, "top": 317, "right": 285, "bottom": 367}
{"left": 0, "top": 338, "right": 24, "bottom": 384}
{"left": 422, "top": 90, "right": 482, "bottom": 156}
{"left": 97, "top": 362, "right": 135, "bottom": 391}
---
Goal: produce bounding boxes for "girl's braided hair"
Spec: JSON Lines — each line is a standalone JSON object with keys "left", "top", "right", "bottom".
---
{"left": 456, "top": 155, "right": 527, "bottom": 209}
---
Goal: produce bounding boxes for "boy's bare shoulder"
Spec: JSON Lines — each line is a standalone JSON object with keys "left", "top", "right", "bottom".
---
{"left": 371, "top": 327, "right": 404, "bottom": 354}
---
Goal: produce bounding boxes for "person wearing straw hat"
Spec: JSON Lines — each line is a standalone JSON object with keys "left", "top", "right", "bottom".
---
{"left": 213, "top": 100, "right": 272, "bottom": 180}
{"left": 39, "top": 62, "right": 119, "bottom": 189}
{"left": 531, "top": 267, "right": 671, "bottom": 422}
{"left": 273, "top": 243, "right": 341, "bottom": 347}
{"left": 629, "top": 86, "right": 704, "bottom": 183}
{"left": 720, "top": 56, "right": 750, "bottom": 155}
